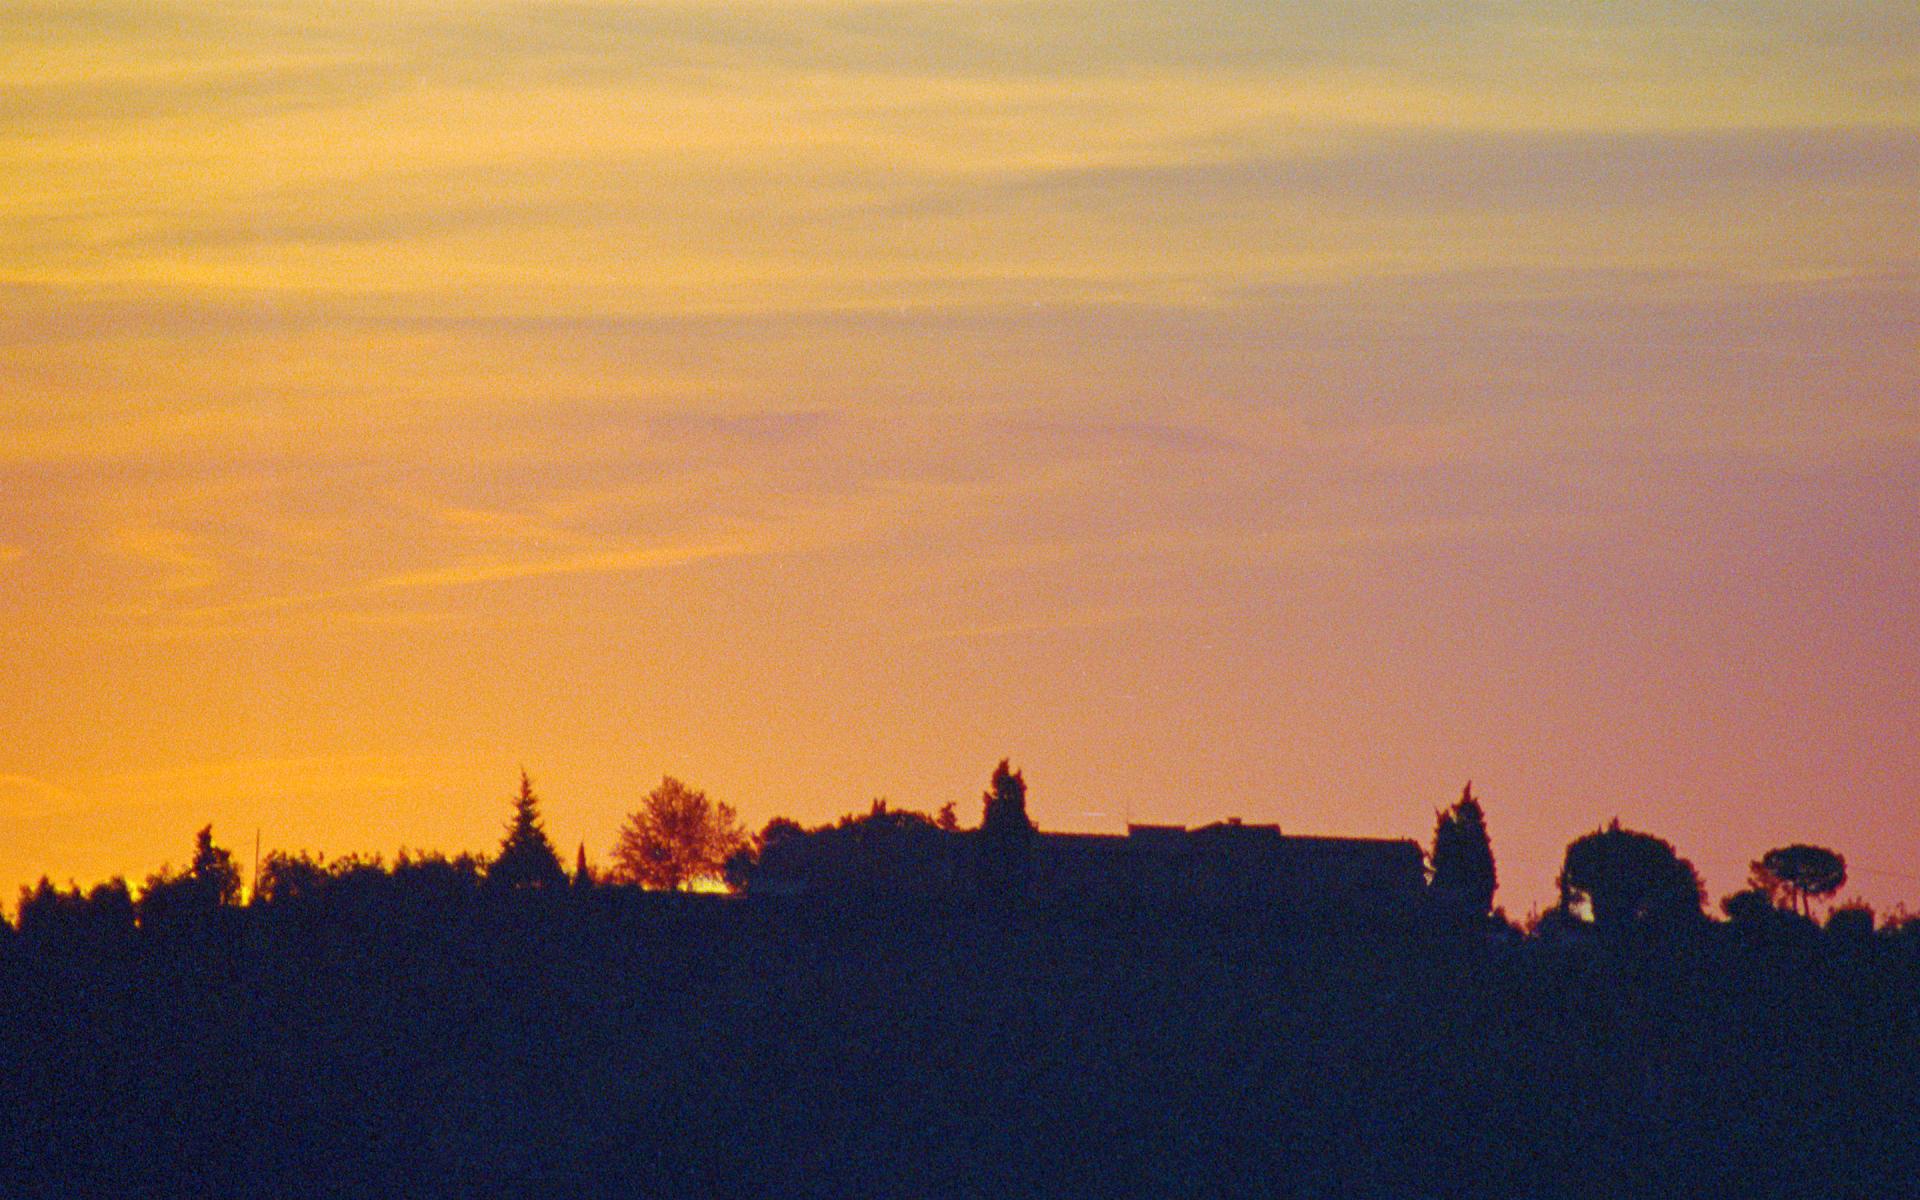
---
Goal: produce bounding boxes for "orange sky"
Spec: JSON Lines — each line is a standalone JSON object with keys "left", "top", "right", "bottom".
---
{"left": 3, "top": 1, "right": 1917, "bottom": 917}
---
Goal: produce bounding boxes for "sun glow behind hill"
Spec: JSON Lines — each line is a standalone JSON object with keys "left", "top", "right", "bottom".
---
{"left": 1, "top": 0, "right": 1916, "bottom": 916}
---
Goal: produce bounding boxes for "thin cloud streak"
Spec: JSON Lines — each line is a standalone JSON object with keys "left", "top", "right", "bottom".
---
{"left": 913, "top": 605, "right": 1153, "bottom": 645}
{"left": 894, "top": 125, "right": 1920, "bottom": 216}
{"left": 0, "top": 773, "right": 87, "bottom": 821}
{"left": 370, "top": 540, "right": 759, "bottom": 591}
{"left": 147, "top": 536, "right": 765, "bottom": 637}
{"left": 105, "top": 524, "right": 221, "bottom": 591}
{"left": 6, "top": 2, "right": 1911, "bottom": 321}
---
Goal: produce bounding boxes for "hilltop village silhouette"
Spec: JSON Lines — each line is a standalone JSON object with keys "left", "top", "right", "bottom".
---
{"left": 739, "top": 761, "right": 1426, "bottom": 914}
{"left": 5, "top": 761, "right": 1914, "bottom": 1199}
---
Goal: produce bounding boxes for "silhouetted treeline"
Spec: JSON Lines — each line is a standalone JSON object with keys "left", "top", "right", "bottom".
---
{"left": 5, "top": 862, "right": 1919, "bottom": 1197}
{"left": 4, "top": 773, "right": 1917, "bottom": 1197}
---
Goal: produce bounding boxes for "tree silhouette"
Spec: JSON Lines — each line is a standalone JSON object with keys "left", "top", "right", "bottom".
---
{"left": 610, "top": 776, "right": 747, "bottom": 891}
{"left": 977, "top": 759, "right": 1034, "bottom": 903}
{"left": 1719, "top": 886, "right": 1776, "bottom": 926}
{"left": 135, "top": 826, "right": 243, "bottom": 928}
{"left": 257, "top": 851, "right": 331, "bottom": 904}
{"left": 190, "top": 825, "right": 243, "bottom": 906}
{"left": 980, "top": 759, "right": 1033, "bottom": 837}
{"left": 757, "top": 816, "right": 806, "bottom": 854}
{"left": 1429, "top": 781, "right": 1497, "bottom": 920}
{"left": 12, "top": 785, "right": 1920, "bottom": 1199}
{"left": 1825, "top": 902, "right": 1875, "bottom": 942}
{"left": 731, "top": 802, "right": 962, "bottom": 896}
{"left": 487, "top": 770, "right": 567, "bottom": 889}
{"left": 1749, "top": 844, "right": 1847, "bottom": 917}
{"left": 1556, "top": 821, "right": 1704, "bottom": 931}
{"left": 391, "top": 849, "right": 485, "bottom": 905}
{"left": 15, "top": 877, "right": 135, "bottom": 942}
{"left": 16, "top": 878, "right": 76, "bottom": 938}
{"left": 1719, "top": 885, "right": 1818, "bottom": 946}
{"left": 728, "top": 817, "right": 804, "bottom": 891}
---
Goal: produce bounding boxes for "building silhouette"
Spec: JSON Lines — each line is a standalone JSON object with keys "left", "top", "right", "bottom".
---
{"left": 747, "top": 812, "right": 1424, "bottom": 912}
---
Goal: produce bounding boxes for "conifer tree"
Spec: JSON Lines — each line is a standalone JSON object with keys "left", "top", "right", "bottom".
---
{"left": 133, "top": 826, "right": 242, "bottom": 928}
{"left": 189, "top": 825, "right": 244, "bottom": 908}
{"left": 1429, "top": 782, "right": 1497, "bottom": 920}
{"left": 980, "top": 759, "right": 1033, "bottom": 838}
{"left": 976, "top": 759, "right": 1034, "bottom": 904}
{"left": 488, "top": 770, "right": 567, "bottom": 889}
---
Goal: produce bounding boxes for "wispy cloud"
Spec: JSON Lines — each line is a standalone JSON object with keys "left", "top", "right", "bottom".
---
{"left": 0, "top": 773, "right": 86, "bottom": 820}
{"left": 915, "top": 604, "right": 1151, "bottom": 644}
{"left": 371, "top": 539, "right": 758, "bottom": 591}
{"left": 136, "top": 532, "right": 761, "bottom": 639}
{"left": 106, "top": 523, "right": 219, "bottom": 590}
{"left": 912, "top": 125, "right": 1920, "bottom": 217}
{"left": 8, "top": 1, "right": 1909, "bottom": 320}
{"left": 995, "top": 417, "right": 1251, "bottom": 457}
{"left": 96, "top": 754, "right": 418, "bottom": 801}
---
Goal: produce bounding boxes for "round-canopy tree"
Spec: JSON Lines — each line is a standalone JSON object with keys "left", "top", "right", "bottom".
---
{"left": 1557, "top": 821, "right": 1704, "bottom": 932}
{"left": 611, "top": 776, "right": 748, "bottom": 891}
{"left": 1750, "top": 844, "right": 1847, "bottom": 917}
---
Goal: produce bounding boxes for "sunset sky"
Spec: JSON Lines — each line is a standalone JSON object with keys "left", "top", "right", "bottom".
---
{"left": 3, "top": 1, "right": 1916, "bottom": 916}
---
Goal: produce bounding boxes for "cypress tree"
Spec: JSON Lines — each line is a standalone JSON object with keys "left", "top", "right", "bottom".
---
{"left": 1430, "top": 782, "right": 1497, "bottom": 920}
{"left": 976, "top": 759, "right": 1034, "bottom": 905}
{"left": 980, "top": 759, "right": 1033, "bottom": 837}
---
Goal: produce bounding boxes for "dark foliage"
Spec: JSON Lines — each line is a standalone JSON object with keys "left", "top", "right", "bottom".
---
{"left": 739, "top": 800, "right": 961, "bottom": 897}
{"left": 5, "top": 868, "right": 1918, "bottom": 1199}
{"left": 1557, "top": 820, "right": 1705, "bottom": 932}
{"left": 3, "top": 802, "right": 1914, "bottom": 1199}
{"left": 15, "top": 877, "right": 134, "bottom": 945}
{"left": 257, "top": 850, "right": 333, "bottom": 904}
{"left": 980, "top": 758, "right": 1033, "bottom": 838}
{"left": 1751, "top": 844, "right": 1848, "bottom": 917}
{"left": 135, "top": 826, "right": 243, "bottom": 930}
{"left": 487, "top": 770, "right": 567, "bottom": 890}
{"left": 610, "top": 776, "right": 747, "bottom": 891}
{"left": 977, "top": 760, "right": 1035, "bottom": 903}
{"left": 1430, "top": 782, "right": 1497, "bottom": 921}
{"left": 1826, "top": 902, "right": 1877, "bottom": 943}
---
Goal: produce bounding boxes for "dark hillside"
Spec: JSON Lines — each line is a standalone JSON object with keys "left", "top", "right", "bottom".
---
{"left": 4, "top": 895, "right": 1917, "bottom": 1198}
